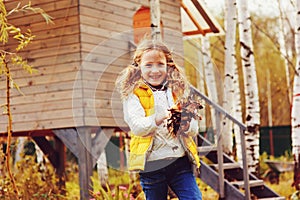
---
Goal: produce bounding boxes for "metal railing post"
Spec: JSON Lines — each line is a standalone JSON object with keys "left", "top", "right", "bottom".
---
{"left": 240, "top": 128, "right": 251, "bottom": 200}
{"left": 191, "top": 86, "right": 250, "bottom": 199}
{"left": 215, "top": 110, "right": 225, "bottom": 198}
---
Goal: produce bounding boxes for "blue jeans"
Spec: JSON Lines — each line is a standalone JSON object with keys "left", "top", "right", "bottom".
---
{"left": 139, "top": 156, "right": 202, "bottom": 200}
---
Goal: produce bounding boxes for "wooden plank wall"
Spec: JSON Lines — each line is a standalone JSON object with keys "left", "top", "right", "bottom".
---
{"left": 79, "top": 0, "right": 184, "bottom": 129}
{"left": 0, "top": 0, "right": 184, "bottom": 133}
{"left": 0, "top": 0, "right": 81, "bottom": 133}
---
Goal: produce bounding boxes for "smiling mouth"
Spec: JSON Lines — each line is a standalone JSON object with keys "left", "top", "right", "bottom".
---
{"left": 149, "top": 75, "right": 161, "bottom": 80}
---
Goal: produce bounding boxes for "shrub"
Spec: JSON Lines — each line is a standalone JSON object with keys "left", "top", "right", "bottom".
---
{"left": 0, "top": 150, "right": 65, "bottom": 199}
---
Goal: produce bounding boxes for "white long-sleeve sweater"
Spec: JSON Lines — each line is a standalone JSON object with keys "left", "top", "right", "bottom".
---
{"left": 123, "top": 88, "right": 199, "bottom": 161}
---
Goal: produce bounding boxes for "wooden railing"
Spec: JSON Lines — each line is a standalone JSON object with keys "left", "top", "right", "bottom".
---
{"left": 190, "top": 86, "right": 251, "bottom": 200}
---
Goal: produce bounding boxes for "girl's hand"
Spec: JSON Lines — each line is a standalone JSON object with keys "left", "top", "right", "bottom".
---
{"left": 155, "top": 110, "right": 171, "bottom": 126}
{"left": 179, "top": 116, "right": 190, "bottom": 132}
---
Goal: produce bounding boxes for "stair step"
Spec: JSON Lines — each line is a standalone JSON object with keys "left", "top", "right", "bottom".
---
{"left": 210, "top": 163, "right": 241, "bottom": 170}
{"left": 197, "top": 134, "right": 283, "bottom": 199}
{"left": 232, "top": 179, "right": 264, "bottom": 189}
{"left": 197, "top": 146, "right": 217, "bottom": 155}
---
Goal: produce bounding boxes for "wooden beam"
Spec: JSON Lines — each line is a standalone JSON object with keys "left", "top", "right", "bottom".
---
{"left": 77, "top": 127, "right": 93, "bottom": 200}
{"left": 0, "top": 130, "right": 54, "bottom": 137}
{"left": 191, "top": 0, "right": 219, "bottom": 33}
{"left": 183, "top": 29, "right": 212, "bottom": 36}
{"left": 180, "top": 1, "right": 205, "bottom": 35}
{"left": 31, "top": 135, "right": 66, "bottom": 193}
{"left": 54, "top": 136, "right": 66, "bottom": 193}
{"left": 91, "top": 128, "right": 114, "bottom": 166}
{"left": 53, "top": 127, "right": 115, "bottom": 199}
{"left": 32, "top": 136, "right": 58, "bottom": 168}
{"left": 53, "top": 128, "right": 79, "bottom": 158}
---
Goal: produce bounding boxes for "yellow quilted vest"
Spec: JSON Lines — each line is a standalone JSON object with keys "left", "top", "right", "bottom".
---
{"left": 128, "top": 84, "right": 200, "bottom": 171}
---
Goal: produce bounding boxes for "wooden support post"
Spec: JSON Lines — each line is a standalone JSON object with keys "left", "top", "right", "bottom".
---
{"left": 32, "top": 136, "right": 58, "bottom": 168}
{"left": 32, "top": 136, "right": 66, "bottom": 192}
{"left": 267, "top": 69, "right": 274, "bottom": 156}
{"left": 53, "top": 127, "right": 114, "bottom": 200}
{"left": 119, "top": 132, "right": 124, "bottom": 171}
{"left": 54, "top": 136, "right": 66, "bottom": 193}
{"left": 77, "top": 127, "right": 93, "bottom": 200}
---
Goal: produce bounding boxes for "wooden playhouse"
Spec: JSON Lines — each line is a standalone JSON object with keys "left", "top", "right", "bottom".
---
{"left": 0, "top": 0, "right": 222, "bottom": 199}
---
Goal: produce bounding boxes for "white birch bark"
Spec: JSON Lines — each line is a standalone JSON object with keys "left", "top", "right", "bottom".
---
{"left": 97, "top": 152, "right": 108, "bottom": 187}
{"left": 224, "top": 0, "right": 243, "bottom": 163}
{"left": 202, "top": 36, "right": 218, "bottom": 136}
{"left": 233, "top": 66, "right": 244, "bottom": 165}
{"left": 185, "top": 38, "right": 207, "bottom": 132}
{"left": 197, "top": 41, "right": 207, "bottom": 133}
{"left": 222, "top": 0, "right": 237, "bottom": 155}
{"left": 149, "top": 0, "right": 162, "bottom": 41}
{"left": 14, "top": 137, "right": 26, "bottom": 166}
{"left": 277, "top": 0, "right": 292, "bottom": 103}
{"left": 292, "top": 0, "right": 300, "bottom": 190}
{"left": 15, "top": 138, "right": 45, "bottom": 170}
{"left": 35, "top": 143, "right": 44, "bottom": 164}
{"left": 237, "top": 0, "right": 261, "bottom": 175}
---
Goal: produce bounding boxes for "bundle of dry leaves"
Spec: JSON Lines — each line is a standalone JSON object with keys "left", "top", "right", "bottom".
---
{"left": 167, "top": 95, "right": 203, "bottom": 137}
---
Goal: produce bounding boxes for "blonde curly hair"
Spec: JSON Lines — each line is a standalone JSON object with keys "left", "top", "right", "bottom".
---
{"left": 115, "top": 39, "right": 190, "bottom": 101}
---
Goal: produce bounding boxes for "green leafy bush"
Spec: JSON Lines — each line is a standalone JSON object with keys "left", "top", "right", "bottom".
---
{"left": 0, "top": 150, "right": 65, "bottom": 199}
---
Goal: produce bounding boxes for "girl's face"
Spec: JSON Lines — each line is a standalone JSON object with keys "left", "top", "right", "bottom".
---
{"left": 140, "top": 49, "right": 167, "bottom": 86}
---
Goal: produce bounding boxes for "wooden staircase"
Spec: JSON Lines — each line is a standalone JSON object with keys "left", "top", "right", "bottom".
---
{"left": 198, "top": 134, "right": 285, "bottom": 200}
{"left": 191, "top": 86, "right": 285, "bottom": 200}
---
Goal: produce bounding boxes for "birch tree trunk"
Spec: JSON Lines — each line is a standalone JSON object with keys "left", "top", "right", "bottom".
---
{"left": 277, "top": 0, "right": 292, "bottom": 103}
{"left": 196, "top": 40, "right": 207, "bottom": 133}
{"left": 97, "top": 152, "right": 108, "bottom": 187}
{"left": 222, "top": 0, "right": 244, "bottom": 163}
{"left": 202, "top": 36, "right": 218, "bottom": 137}
{"left": 237, "top": 0, "right": 261, "bottom": 175}
{"left": 222, "top": 0, "right": 237, "bottom": 155}
{"left": 35, "top": 143, "right": 44, "bottom": 165}
{"left": 149, "top": 0, "right": 162, "bottom": 41}
{"left": 14, "top": 137, "right": 26, "bottom": 166}
{"left": 292, "top": 0, "right": 300, "bottom": 190}
{"left": 233, "top": 66, "right": 244, "bottom": 164}
{"left": 14, "top": 138, "right": 44, "bottom": 166}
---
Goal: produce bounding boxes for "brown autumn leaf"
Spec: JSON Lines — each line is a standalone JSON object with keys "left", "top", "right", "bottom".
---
{"left": 167, "top": 95, "right": 203, "bottom": 137}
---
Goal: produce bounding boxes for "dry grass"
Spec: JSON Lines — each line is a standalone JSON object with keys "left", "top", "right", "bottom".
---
{"left": 266, "top": 172, "right": 296, "bottom": 199}
{"left": 0, "top": 152, "right": 296, "bottom": 199}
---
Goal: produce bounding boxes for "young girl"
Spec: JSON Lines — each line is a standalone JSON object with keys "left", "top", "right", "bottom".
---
{"left": 115, "top": 39, "right": 202, "bottom": 200}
